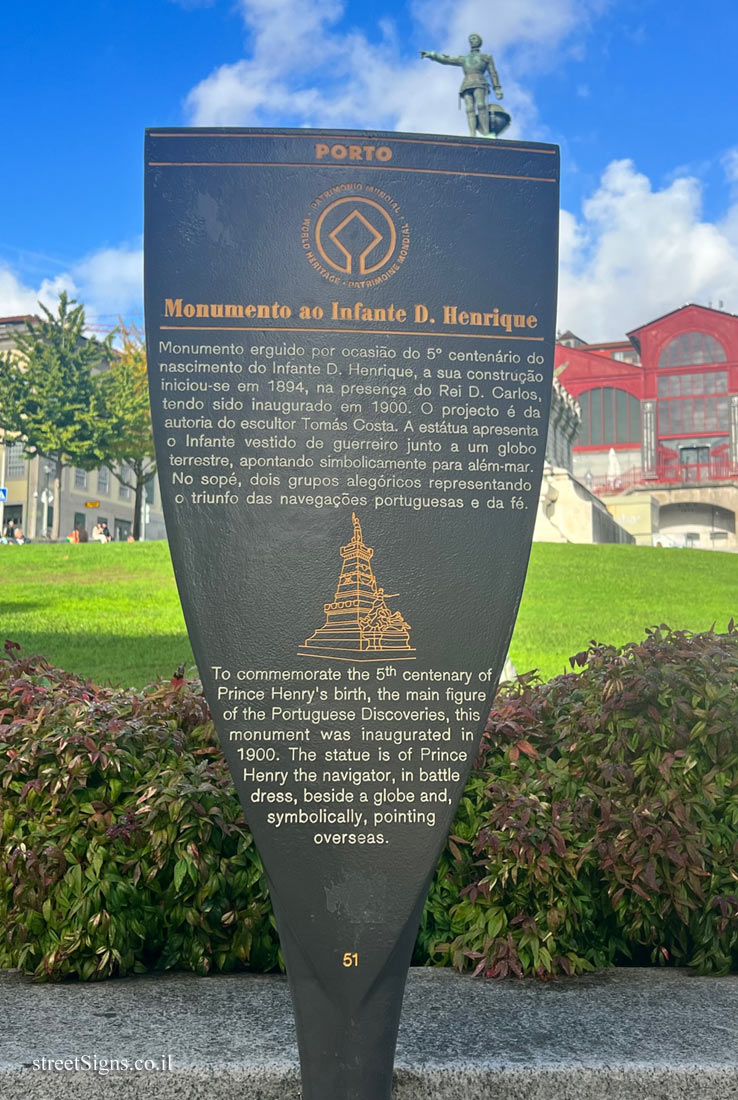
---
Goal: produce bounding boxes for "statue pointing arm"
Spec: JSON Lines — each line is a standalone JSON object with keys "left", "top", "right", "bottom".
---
{"left": 420, "top": 50, "right": 464, "bottom": 66}
{"left": 421, "top": 33, "right": 508, "bottom": 138}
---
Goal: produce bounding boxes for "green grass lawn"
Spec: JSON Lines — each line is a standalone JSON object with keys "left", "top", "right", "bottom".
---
{"left": 0, "top": 541, "right": 736, "bottom": 688}
{"left": 0, "top": 542, "right": 192, "bottom": 688}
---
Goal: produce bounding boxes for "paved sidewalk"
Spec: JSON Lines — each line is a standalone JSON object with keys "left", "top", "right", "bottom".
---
{"left": 1, "top": 967, "right": 737, "bottom": 1098}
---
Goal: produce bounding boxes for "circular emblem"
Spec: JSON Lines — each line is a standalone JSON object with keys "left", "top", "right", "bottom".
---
{"left": 301, "top": 185, "right": 410, "bottom": 288}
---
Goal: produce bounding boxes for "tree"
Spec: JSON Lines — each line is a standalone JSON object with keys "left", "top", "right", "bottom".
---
{"left": 0, "top": 292, "right": 112, "bottom": 539}
{"left": 95, "top": 323, "right": 156, "bottom": 541}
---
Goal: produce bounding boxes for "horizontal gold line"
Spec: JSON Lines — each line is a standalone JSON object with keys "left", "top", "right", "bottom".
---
{"left": 147, "top": 131, "right": 558, "bottom": 156}
{"left": 157, "top": 325, "right": 546, "bottom": 342}
{"left": 297, "top": 652, "right": 417, "bottom": 662}
{"left": 147, "top": 161, "right": 556, "bottom": 184}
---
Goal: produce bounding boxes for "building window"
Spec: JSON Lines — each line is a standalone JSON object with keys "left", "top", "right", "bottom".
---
{"left": 577, "top": 387, "right": 641, "bottom": 446}
{"left": 74, "top": 468, "right": 87, "bottom": 490}
{"left": 6, "top": 442, "right": 25, "bottom": 478}
{"left": 658, "top": 397, "right": 730, "bottom": 435}
{"left": 97, "top": 466, "right": 110, "bottom": 495}
{"left": 657, "top": 371, "right": 728, "bottom": 397}
{"left": 658, "top": 332, "right": 727, "bottom": 367}
{"left": 612, "top": 350, "right": 640, "bottom": 364}
{"left": 118, "top": 466, "right": 131, "bottom": 500}
{"left": 144, "top": 477, "right": 155, "bottom": 505}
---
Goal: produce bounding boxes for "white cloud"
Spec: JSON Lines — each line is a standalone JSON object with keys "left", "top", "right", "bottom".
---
{"left": 72, "top": 243, "right": 143, "bottom": 323}
{"left": 6, "top": 161, "right": 738, "bottom": 348}
{"left": 558, "top": 160, "right": 738, "bottom": 340}
{"left": 0, "top": 243, "right": 142, "bottom": 331}
{"left": 185, "top": 0, "right": 610, "bottom": 140}
{"left": 7, "top": 4, "right": 736, "bottom": 346}
{"left": 0, "top": 267, "right": 75, "bottom": 318}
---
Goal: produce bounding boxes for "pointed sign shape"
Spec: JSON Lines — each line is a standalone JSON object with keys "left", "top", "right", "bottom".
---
{"left": 145, "top": 127, "right": 559, "bottom": 1099}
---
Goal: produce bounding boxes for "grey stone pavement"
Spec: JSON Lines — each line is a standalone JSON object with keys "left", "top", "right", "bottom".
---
{"left": 1, "top": 966, "right": 737, "bottom": 1099}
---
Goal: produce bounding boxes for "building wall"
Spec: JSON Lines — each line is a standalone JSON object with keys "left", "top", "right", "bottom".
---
{"left": 0, "top": 445, "right": 165, "bottom": 541}
{"left": 599, "top": 494, "right": 659, "bottom": 546}
{"left": 556, "top": 304, "right": 738, "bottom": 551}
{"left": 534, "top": 466, "right": 635, "bottom": 545}
{"left": 0, "top": 316, "right": 165, "bottom": 541}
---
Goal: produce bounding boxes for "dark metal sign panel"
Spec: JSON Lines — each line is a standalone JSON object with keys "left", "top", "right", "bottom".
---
{"left": 144, "top": 128, "right": 559, "bottom": 1100}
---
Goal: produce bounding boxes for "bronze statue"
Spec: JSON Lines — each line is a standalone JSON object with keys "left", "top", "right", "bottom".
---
{"left": 421, "top": 33, "right": 510, "bottom": 138}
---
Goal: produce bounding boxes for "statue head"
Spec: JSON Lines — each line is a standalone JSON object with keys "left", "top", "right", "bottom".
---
{"left": 468, "top": 32, "right": 482, "bottom": 49}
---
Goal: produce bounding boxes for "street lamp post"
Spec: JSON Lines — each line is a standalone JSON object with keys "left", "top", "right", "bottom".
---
{"left": 41, "top": 465, "right": 52, "bottom": 539}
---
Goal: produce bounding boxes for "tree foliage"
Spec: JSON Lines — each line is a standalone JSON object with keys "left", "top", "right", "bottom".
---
{"left": 94, "top": 323, "right": 156, "bottom": 540}
{"left": 0, "top": 297, "right": 158, "bottom": 541}
{"left": 0, "top": 293, "right": 112, "bottom": 538}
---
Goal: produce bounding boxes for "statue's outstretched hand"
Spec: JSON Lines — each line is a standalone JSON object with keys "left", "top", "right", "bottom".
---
{"left": 420, "top": 50, "right": 430, "bottom": 58}
{"left": 495, "top": 89, "right": 504, "bottom": 100}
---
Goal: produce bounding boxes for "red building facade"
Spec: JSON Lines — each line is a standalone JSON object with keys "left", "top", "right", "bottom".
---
{"left": 556, "top": 304, "right": 738, "bottom": 491}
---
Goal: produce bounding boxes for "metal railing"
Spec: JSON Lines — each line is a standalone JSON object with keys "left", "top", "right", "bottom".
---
{"left": 589, "top": 459, "right": 738, "bottom": 496}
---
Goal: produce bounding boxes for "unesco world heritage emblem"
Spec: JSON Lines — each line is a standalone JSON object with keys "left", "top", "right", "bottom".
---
{"left": 299, "top": 514, "right": 415, "bottom": 662}
{"left": 301, "top": 184, "right": 410, "bottom": 288}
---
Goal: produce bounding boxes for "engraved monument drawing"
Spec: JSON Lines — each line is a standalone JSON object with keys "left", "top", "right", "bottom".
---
{"left": 299, "top": 514, "right": 415, "bottom": 661}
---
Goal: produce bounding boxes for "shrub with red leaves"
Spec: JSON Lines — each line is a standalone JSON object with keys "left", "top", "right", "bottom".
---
{"left": 4, "top": 625, "right": 738, "bottom": 982}
{"left": 0, "top": 647, "right": 278, "bottom": 981}
{"left": 418, "top": 625, "right": 738, "bottom": 979}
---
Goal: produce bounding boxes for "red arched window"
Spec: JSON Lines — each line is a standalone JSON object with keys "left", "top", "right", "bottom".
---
{"left": 658, "top": 332, "right": 727, "bottom": 367}
{"left": 577, "top": 387, "right": 641, "bottom": 445}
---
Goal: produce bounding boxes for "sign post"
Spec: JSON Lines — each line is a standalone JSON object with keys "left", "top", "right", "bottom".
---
{"left": 145, "top": 127, "right": 559, "bottom": 1099}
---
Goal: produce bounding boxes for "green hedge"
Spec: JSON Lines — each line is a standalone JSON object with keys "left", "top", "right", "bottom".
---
{"left": 2, "top": 625, "right": 738, "bottom": 982}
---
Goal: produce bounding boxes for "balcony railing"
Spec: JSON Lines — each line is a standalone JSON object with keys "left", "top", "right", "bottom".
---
{"left": 590, "top": 460, "right": 738, "bottom": 496}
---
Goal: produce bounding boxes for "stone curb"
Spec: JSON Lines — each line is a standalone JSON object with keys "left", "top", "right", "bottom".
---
{"left": 1, "top": 967, "right": 737, "bottom": 1098}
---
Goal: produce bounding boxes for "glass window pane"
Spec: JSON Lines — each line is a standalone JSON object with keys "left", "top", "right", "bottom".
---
{"left": 693, "top": 334, "right": 705, "bottom": 364}
{"left": 118, "top": 465, "right": 131, "bottom": 500}
{"left": 615, "top": 389, "right": 628, "bottom": 443}
{"left": 590, "top": 389, "right": 602, "bottom": 444}
{"left": 680, "top": 335, "right": 690, "bottom": 364}
{"left": 718, "top": 398, "right": 730, "bottom": 430}
{"left": 658, "top": 376, "right": 667, "bottom": 397}
{"left": 7, "top": 443, "right": 25, "bottom": 478}
{"left": 578, "top": 393, "right": 589, "bottom": 444}
{"left": 602, "top": 388, "right": 615, "bottom": 442}
{"left": 670, "top": 401, "right": 681, "bottom": 433}
{"left": 658, "top": 400, "right": 668, "bottom": 432}
{"left": 693, "top": 400, "right": 705, "bottom": 431}
{"left": 658, "top": 332, "right": 727, "bottom": 367}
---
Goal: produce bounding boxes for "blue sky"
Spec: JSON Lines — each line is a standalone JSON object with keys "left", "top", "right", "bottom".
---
{"left": 2, "top": 0, "right": 737, "bottom": 340}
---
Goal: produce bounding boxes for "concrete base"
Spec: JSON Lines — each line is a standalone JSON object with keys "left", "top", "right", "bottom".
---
{"left": 1, "top": 967, "right": 737, "bottom": 1098}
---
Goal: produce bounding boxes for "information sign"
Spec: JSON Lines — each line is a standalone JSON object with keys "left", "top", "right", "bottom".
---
{"left": 145, "top": 127, "right": 559, "bottom": 1100}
